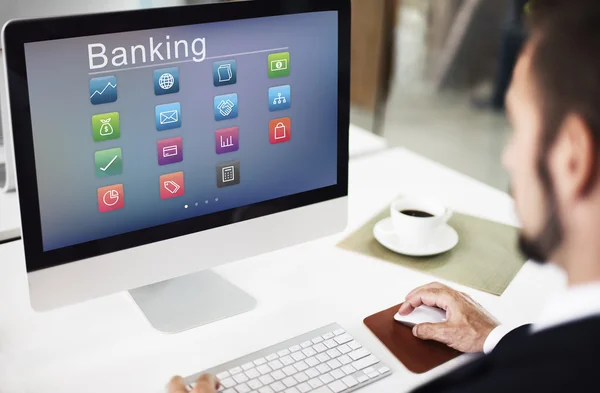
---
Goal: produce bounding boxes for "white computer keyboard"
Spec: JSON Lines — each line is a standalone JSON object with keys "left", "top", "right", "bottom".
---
{"left": 184, "top": 323, "right": 391, "bottom": 393}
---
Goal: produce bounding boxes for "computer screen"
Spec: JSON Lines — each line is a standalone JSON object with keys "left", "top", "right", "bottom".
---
{"left": 22, "top": 11, "right": 339, "bottom": 252}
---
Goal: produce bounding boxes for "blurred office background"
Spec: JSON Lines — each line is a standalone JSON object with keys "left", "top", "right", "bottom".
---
{"left": 0, "top": 0, "right": 515, "bottom": 191}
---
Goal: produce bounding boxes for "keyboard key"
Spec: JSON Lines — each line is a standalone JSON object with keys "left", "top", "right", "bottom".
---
{"left": 367, "top": 371, "right": 379, "bottom": 379}
{"left": 316, "top": 353, "right": 330, "bottom": 363}
{"left": 254, "top": 358, "right": 267, "bottom": 366}
{"left": 356, "top": 374, "right": 369, "bottom": 383}
{"left": 306, "top": 368, "right": 321, "bottom": 378}
{"left": 257, "top": 365, "right": 273, "bottom": 375}
{"left": 348, "top": 341, "right": 361, "bottom": 350}
{"left": 278, "top": 349, "right": 291, "bottom": 357}
{"left": 285, "top": 388, "right": 300, "bottom": 393}
{"left": 363, "top": 367, "right": 375, "bottom": 375}
{"left": 349, "top": 348, "right": 370, "bottom": 361}
{"left": 280, "top": 356, "right": 294, "bottom": 366}
{"left": 327, "top": 359, "right": 342, "bottom": 370}
{"left": 338, "top": 345, "right": 351, "bottom": 355}
{"left": 222, "top": 389, "right": 235, "bottom": 393}
{"left": 282, "top": 366, "right": 297, "bottom": 376}
{"left": 319, "top": 373, "right": 335, "bottom": 385}
{"left": 316, "top": 364, "right": 331, "bottom": 374}
{"left": 297, "top": 383, "right": 311, "bottom": 393}
{"left": 333, "top": 329, "right": 345, "bottom": 336}
{"left": 221, "top": 378, "right": 236, "bottom": 388}
{"left": 305, "top": 357, "right": 320, "bottom": 367}
{"left": 323, "top": 339, "right": 337, "bottom": 349}
{"left": 235, "top": 383, "right": 251, "bottom": 393}
{"left": 266, "top": 354, "right": 279, "bottom": 361}
{"left": 352, "top": 355, "right": 379, "bottom": 371}
{"left": 294, "top": 361, "right": 309, "bottom": 372}
{"left": 234, "top": 374, "right": 249, "bottom": 384}
{"left": 259, "top": 387, "right": 275, "bottom": 393}
{"left": 313, "top": 343, "right": 328, "bottom": 353}
{"left": 294, "top": 372, "right": 309, "bottom": 383}
{"left": 341, "top": 365, "right": 356, "bottom": 375}
{"left": 301, "top": 341, "right": 312, "bottom": 349}
{"left": 271, "top": 370, "right": 286, "bottom": 380}
{"left": 322, "top": 332, "right": 335, "bottom": 340}
{"left": 302, "top": 348, "right": 317, "bottom": 357}
{"left": 282, "top": 377, "right": 297, "bottom": 388}
{"left": 330, "top": 369, "right": 345, "bottom": 380}
{"left": 312, "top": 337, "right": 324, "bottom": 344}
{"left": 341, "top": 376, "right": 358, "bottom": 388}
{"left": 271, "top": 381, "right": 286, "bottom": 392}
{"left": 378, "top": 366, "right": 391, "bottom": 374}
{"left": 217, "top": 371, "right": 231, "bottom": 380}
{"left": 246, "top": 369, "right": 261, "bottom": 379}
{"left": 259, "top": 375, "right": 275, "bottom": 386}
{"left": 269, "top": 360, "right": 284, "bottom": 370}
{"left": 289, "top": 345, "right": 302, "bottom": 353}
{"left": 242, "top": 362, "right": 255, "bottom": 371}
{"left": 338, "top": 355, "right": 352, "bottom": 365}
{"left": 326, "top": 349, "right": 341, "bottom": 359}
{"left": 313, "top": 388, "right": 335, "bottom": 393}
{"left": 248, "top": 379, "right": 263, "bottom": 390}
{"left": 309, "top": 378, "right": 324, "bottom": 389}
{"left": 334, "top": 334, "right": 353, "bottom": 345}
{"left": 229, "top": 367, "right": 243, "bottom": 376}
{"left": 328, "top": 380, "right": 347, "bottom": 393}
{"left": 291, "top": 352, "right": 306, "bottom": 362}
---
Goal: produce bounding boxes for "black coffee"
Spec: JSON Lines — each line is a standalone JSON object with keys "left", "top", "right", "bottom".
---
{"left": 400, "top": 210, "right": 434, "bottom": 218}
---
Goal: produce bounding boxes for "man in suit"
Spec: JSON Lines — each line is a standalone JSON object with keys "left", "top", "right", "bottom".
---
{"left": 169, "top": 0, "right": 600, "bottom": 391}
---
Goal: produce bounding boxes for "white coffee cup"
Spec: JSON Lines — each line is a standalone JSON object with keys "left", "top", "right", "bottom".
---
{"left": 382, "top": 196, "right": 452, "bottom": 245}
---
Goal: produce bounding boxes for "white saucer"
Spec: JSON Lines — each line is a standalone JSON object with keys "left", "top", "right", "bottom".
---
{"left": 373, "top": 217, "right": 459, "bottom": 257}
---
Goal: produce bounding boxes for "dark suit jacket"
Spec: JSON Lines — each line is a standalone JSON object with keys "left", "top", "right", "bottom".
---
{"left": 412, "top": 317, "right": 600, "bottom": 392}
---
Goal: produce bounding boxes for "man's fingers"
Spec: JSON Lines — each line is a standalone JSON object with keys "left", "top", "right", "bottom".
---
{"left": 193, "top": 374, "right": 219, "bottom": 393}
{"left": 412, "top": 322, "right": 450, "bottom": 344}
{"left": 405, "top": 282, "right": 447, "bottom": 300}
{"left": 167, "top": 376, "right": 188, "bottom": 393}
{"left": 404, "top": 288, "right": 454, "bottom": 312}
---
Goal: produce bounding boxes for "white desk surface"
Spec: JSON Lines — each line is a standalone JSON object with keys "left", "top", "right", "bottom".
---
{"left": 348, "top": 125, "right": 387, "bottom": 158}
{"left": 0, "top": 125, "right": 384, "bottom": 243}
{"left": 0, "top": 148, "right": 566, "bottom": 393}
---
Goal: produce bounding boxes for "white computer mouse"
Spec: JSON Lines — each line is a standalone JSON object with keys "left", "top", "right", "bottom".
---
{"left": 394, "top": 305, "right": 447, "bottom": 328}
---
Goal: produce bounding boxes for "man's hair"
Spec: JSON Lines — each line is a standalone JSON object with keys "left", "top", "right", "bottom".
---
{"left": 528, "top": 0, "right": 600, "bottom": 190}
{"left": 515, "top": 0, "right": 600, "bottom": 263}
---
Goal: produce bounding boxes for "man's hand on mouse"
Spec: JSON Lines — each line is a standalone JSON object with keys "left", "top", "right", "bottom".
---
{"left": 398, "top": 282, "right": 500, "bottom": 353}
{"left": 168, "top": 374, "right": 219, "bottom": 393}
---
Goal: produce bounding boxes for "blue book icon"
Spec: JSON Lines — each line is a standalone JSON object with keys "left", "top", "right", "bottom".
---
{"left": 90, "top": 76, "right": 117, "bottom": 105}
{"left": 213, "top": 60, "right": 237, "bottom": 87}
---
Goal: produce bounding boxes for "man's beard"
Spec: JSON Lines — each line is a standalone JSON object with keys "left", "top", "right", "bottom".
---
{"left": 518, "top": 159, "right": 564, "bottom": 264}
{"left": 518, "top": 210, "right": 562, "bottom": 263}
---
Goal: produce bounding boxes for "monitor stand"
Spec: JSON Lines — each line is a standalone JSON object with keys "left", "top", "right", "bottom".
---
{"left": 128, "top": 270, "right": 257, "bottom": 333}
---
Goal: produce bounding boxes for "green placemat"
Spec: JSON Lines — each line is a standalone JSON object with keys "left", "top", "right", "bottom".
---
{"left": 338, "top": 205, "right": 526, "bottom": 296}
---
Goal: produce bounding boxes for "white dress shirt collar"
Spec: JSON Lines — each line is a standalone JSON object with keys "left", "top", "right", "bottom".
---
{"left": 484, "top": 281, "right": 600, "bottom": 354}
{"left": 532, "top": 281, "right": 600, "bottom": 333}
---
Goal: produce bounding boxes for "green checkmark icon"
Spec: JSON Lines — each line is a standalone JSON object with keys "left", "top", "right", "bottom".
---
{"left": 95, "top": 148, "right": 123, "bottom": 177}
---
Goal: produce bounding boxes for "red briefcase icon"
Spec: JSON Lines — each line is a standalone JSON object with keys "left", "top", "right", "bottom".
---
{"left": 269, "top": 117, "right": 291, "bottom": 144}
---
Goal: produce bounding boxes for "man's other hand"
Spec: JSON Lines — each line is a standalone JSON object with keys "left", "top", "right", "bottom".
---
{"left": 168, "top": 375, "right": 219, "bottom": 393}
{"left": 398, "top": 282, "right": 500, "bottom": 353}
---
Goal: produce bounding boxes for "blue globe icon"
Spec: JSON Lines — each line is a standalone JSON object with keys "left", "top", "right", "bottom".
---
{"left": 159, "top": 73, "right": 175, "bottom": 90}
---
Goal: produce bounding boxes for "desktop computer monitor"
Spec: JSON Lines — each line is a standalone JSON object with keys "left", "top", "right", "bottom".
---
{"left": 2, "top": 0, "right": 350, "bottom": 332}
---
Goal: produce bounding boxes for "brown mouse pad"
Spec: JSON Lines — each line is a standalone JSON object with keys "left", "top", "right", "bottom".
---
{"left": 364, "top": 303, "right": 461, "bottom": 374}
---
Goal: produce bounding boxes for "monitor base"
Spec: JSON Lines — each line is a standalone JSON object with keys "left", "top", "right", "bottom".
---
{"left": 129, "top": 270, "right": 257, "bottom": 333}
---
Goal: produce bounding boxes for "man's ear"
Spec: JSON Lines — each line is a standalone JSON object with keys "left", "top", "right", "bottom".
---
{"left": 550, "top": 114, "right": 597, "bottom": 201}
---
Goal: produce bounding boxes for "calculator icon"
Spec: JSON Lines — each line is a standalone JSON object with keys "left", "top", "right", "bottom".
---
{"left": 217, "top": 161, "right": 240, "bottom": 188}
{"left": 222, "top": 166, "right": 235, "bottom": 182}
